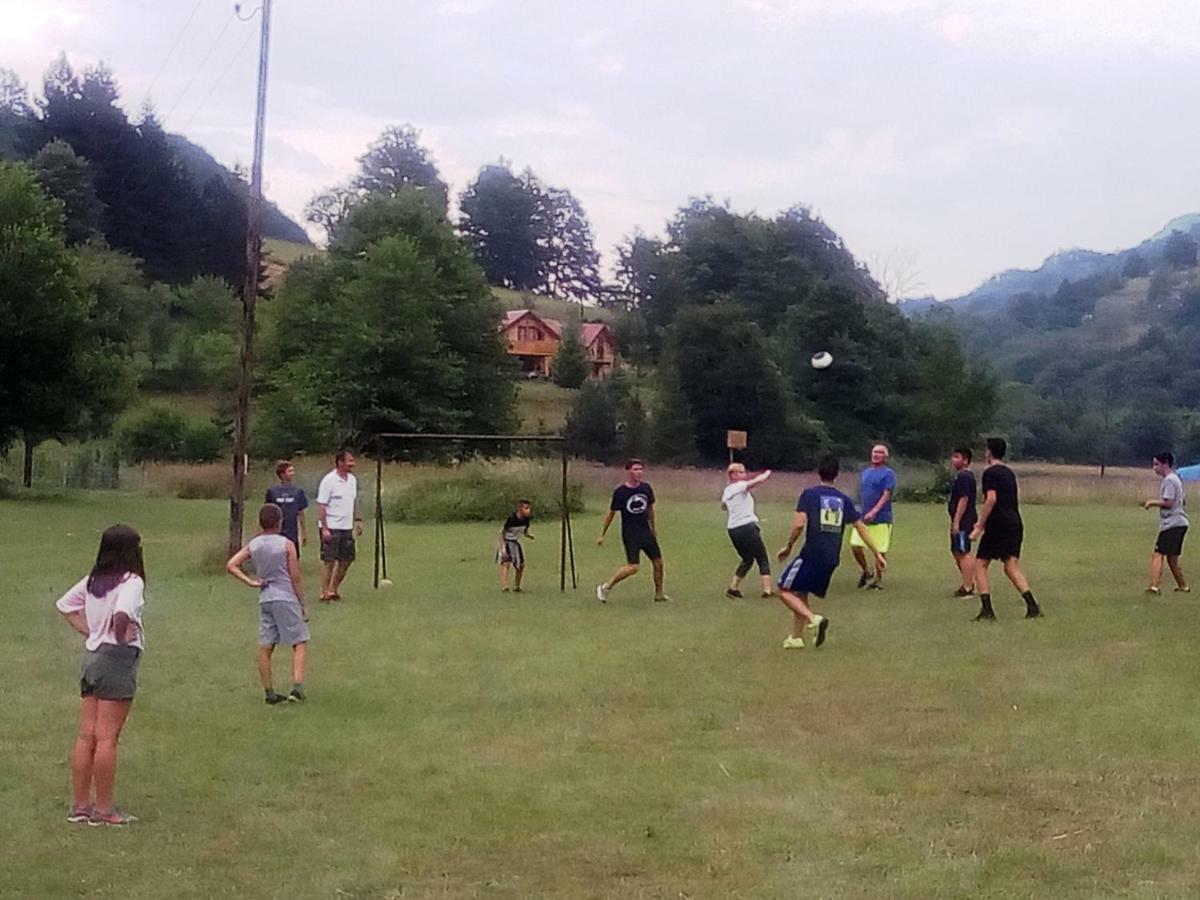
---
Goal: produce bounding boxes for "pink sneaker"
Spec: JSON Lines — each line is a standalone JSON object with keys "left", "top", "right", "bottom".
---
{"left": 89, "top": 807, "right": 138, "bottom": 827}
{"left": 67, "top": 805, "right": 91, "bottom": 824}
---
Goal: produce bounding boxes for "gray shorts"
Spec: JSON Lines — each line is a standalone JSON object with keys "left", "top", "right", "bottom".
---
{"left": 259, "top": 601, "right": 310, "bottom": 647}
{"left": 80, "top": 645, "right": 141, "bottom": 701}
{"left": 320, "top": 529, "right": 356, "bottom": 562}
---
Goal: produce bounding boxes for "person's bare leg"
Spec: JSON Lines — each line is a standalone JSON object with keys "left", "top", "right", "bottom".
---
{"left": 778, "top": 589, "right": 815, "bottom": 632}
{"left": 604, "top": 563, "right": 639, "bottom": 590}
{"left": 71, "top": 696, "right": 99, "bottom": 810}
{"left": 500, "top": 562, "right": 510, "bottom": 589}
{"left": 1003, "top": 557, "right": 1031, "bottom": 593}
{"left": 1168, "top": 556, "right": 1188, "bottom": 589}
{"left": 320, "top": 560, "right": 336, "bottom": 598}
{"left": 1167, "top": 555, "right": 1188, "bottom": 590}
{"left": 92, "top": 699, "right": 132, "bottom": 812}
{"left": 973, "top": 558, "right": 995, "bottom": 619}
{"left": 851, "top": 546, "right": 870, "bottom": 575}
{"left": 291, "top": 642, "right": 307, "bottom": 685}
{"left": 760, "top": 574, "right": 774, "bottom": 596}
{"left": 728, "top": 573, "right": 743, "bottom": 591}
{"left": 258, "top": 645, "right": 276, "bottom": 691}
{"left": 514, "top": 566, "right": 524, "bottom": 590}
{"left": 954, "top": 552, "right": 974, "bottom": 591}
{"left": 1149, "top": 552, "right": 1165, "bottom": 590}
{"left": 330, "top": 560, "right": 352, "bottom": 596}
{"left": 872, "top": 553, "right": 886, "bottom": 586}
{"left": 651, "top": 557, "right": 665, "bottom": 598}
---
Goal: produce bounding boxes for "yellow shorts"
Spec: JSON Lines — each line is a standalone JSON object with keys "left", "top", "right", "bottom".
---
{"left": 849, "top": 522, "right": 892, "bottom": 554}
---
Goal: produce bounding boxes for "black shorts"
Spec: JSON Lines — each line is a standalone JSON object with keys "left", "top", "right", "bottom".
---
{"left": 622, "top": 532, "right": 662, "bottom": 565}
{"left": 976, "top": 524, "right": 1023, "bottom": 561}
{"left": 1155, "top": 526, "right": 1188, "bottom": 557}
{"left": 320, "top": 529, "right": 356, "bottom": 562}
{"left": 728, "top": 523, "right": 770, "bottom": 576}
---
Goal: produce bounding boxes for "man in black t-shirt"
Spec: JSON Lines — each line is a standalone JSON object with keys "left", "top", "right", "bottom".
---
{"left": 968, "top": 437, "right": 1041, "bottom": 621}
{"left": 596, "top": 459, "right": 670, "bottom": 603}
{"left": 948, "top": 447, "right": 978, "bottom": 597}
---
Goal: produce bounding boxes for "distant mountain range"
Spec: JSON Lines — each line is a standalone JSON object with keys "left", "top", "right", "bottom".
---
{"left": 900, "top": 213, "right": 1200, "bottom": 316}
{"left": 167, "top": 134, "right": 310, "bottom": 246}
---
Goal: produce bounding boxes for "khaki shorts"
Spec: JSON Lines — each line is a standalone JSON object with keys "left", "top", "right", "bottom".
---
{"left": 849, "top": 522, "right": 893, "bottom": 554}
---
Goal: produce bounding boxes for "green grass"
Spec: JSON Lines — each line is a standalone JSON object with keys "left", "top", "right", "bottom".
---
{"left": 516, "top": 380, "right": 577, "bottom": 433}
{"left": 263, "top": 237, "right": 321, "bottom": 266}
{"left": 4, "top": 490, "right": 1200, "bottom": 898}
{"left": 493, "top": 286, "right": 620, "bottom": 324}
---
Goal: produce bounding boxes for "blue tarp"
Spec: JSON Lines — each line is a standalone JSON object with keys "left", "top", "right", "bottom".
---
{"left": 1177, "top": 465, "right": 1200, "bottom": 481}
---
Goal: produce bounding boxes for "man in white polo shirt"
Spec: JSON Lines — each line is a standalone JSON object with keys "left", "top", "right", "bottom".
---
{"left": 317, "top": 450, "right": 362, "bottom": 602}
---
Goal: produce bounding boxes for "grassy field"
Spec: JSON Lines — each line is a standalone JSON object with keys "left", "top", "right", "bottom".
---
{"left": 3, "top": 482, "right": 1199, "bottom": 898}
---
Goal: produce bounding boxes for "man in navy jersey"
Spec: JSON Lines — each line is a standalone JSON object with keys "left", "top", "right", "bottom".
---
{"left": 265, "top": 460, "right": 309, "bottom": 555}
{"left": 596, "top": 459, "right": 670, "bottom": 603}
{"left": 775, "top": 456, "right": 886, "bottom": 649}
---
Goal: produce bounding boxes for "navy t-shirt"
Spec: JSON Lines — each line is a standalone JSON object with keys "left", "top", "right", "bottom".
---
{"left": 610, "top": 482, "right": 655, "bottom": 537}
{"left": 265, "top": 484, "right": 309, "bottom": 546}
{"left": 860, "top": 466, "right": 896, "bottom": 523}
{"left": 797, "top": 484, "right": 860, "bottom": 569}
{"left": 948, "top": 470, "right": 977, "bottom": 532}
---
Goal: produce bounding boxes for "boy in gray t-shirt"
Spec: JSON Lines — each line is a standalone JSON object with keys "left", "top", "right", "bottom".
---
{"left": 227, "top": 503, "right": 311, "bottom": 703}
{"left": 1143, "top": 452, "right": 1189, "bottom": 594}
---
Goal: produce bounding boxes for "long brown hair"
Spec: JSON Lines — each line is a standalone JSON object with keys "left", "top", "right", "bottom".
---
{"left": 87, "top": 525, "right": 146, "bottom": 597}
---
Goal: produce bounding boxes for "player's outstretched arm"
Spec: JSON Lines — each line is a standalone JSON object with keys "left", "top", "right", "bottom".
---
{"left": 226, "top": 545, "right": 263, "bottom": 589}
{"left": 777, "top": 511, "right": 807, "bottom": 560}
{"left": 747, "top": 469, "right": 773, "bottom": 490}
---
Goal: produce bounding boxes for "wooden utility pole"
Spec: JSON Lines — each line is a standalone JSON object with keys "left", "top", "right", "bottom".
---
{"left": 229, "top": 0, "right": 273, "bottom": 554}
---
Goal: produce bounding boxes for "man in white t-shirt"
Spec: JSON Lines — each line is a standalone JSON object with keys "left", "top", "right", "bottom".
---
{"left": 317, "top": 450, "right": 362, "bottom": 602}
{"left": 721, "top": 463, "right": 773, "bottom": 598}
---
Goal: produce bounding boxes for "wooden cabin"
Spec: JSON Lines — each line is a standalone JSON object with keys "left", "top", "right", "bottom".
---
{"left": 500, "top": 309, "right": 615, "bottom": 380}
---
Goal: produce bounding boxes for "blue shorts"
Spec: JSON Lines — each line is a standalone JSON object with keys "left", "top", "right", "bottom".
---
{"left": 778, "top": 556, "right": 836, "bottom": 598}
{"left": 951, "top": 531, "right": 972, "bottom": 555}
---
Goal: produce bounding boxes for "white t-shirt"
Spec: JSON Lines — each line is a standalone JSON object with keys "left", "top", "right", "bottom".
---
{"left": 317, "top": 470, "right": 358, "bottom": 530}
{"left": 722, "top": 481, "right": 759, "bottom": 529}
{"left": 56, "top": 574, "right": 146, "bottom": 651}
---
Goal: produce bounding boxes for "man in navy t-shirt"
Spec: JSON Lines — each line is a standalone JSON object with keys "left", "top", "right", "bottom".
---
{"left": 596, "top": 459, "right": 669, "bottom": 603}
{"left": 265, "top": 460, "right": 309, "bottom": 556}
{"left": 775, "top": 456, "right": 887, "bottom": 650}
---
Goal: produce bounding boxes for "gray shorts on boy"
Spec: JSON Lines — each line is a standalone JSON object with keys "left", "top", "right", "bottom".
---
{"left": 259, "top": 601, "right": 310, "bottom": 647}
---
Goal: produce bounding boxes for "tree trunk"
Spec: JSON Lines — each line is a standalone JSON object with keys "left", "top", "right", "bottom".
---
{"left": 22, "top": 433, "right": 34, "bottom": 488}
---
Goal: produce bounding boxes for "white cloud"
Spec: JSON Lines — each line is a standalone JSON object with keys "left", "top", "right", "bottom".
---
{"left": 435, "top": 0, "right": 492, "bottom": 16}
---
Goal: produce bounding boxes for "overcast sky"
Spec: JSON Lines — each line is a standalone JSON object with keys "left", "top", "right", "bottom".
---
{"left": 4, "top": 0, "right": 1199, "bottom": 297}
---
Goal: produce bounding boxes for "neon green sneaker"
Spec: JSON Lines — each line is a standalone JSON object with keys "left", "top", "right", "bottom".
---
{"left": 782, "top": 635, "right": 805, "bottom": 649}
{"left": 806, "top": 615, "right": 830, "bottom": 647}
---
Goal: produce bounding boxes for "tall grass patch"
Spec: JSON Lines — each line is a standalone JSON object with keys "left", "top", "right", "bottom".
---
{"left": 386, "top": 460, "right": 584, "bottom": 523}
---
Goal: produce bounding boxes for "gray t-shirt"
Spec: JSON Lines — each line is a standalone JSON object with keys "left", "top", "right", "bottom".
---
{"left": 1160, "top": 472, "right": 1188, "bottom": 531}
{"left": 249, "top": 533, "right": 299, "bottom": 604}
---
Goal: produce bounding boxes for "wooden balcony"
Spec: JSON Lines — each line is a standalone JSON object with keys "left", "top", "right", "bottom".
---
{"left": 507, "top": 338, "right": 559, "bottom": 357}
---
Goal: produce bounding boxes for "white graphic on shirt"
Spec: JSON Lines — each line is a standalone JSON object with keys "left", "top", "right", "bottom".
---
{"left": 626, "top": 494, "right": 649, "bottom": 515}
{"left": 818, "top": 496, "right": 845, "bottom": 531}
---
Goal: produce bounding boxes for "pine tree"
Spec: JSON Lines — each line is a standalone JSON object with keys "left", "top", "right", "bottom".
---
{"left": 552, "top": 317, "right": 589, "bottom": 388}
{"left": 649, "top": 364, "right": 697, "bottom": 465}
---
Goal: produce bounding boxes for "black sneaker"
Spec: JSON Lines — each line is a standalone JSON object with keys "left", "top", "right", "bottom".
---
{"left": 1025, "top": 607, "right": 1042, "bottom": 619}
{"left": 972, "top": 610, "right": 996, "bottom": 622}
{"left": 815, "top": 617, "right": 830, "bottom": 647}
{"left": 725, "top": 588, "right": 744, "bottom": 599}
{"left": 287, "top": 687, "right": 306, "bottom": 703}
{"left": 953, "top": 587, "right": 975, "bottom": 598}
{"left": 265, "top": 691, "right": 288, "bottom": 705}
{"left": 866, "top": 582, "right": 884, "bottom": 591}
{"left": 857, "top": 571, "right": 872, "bottom": 589}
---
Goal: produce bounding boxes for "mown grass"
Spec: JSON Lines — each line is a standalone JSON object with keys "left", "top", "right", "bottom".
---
{"left": 3, "top": 484, "right": 1198, "bottom": 898}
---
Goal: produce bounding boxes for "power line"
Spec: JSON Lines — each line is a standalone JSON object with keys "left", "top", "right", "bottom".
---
{"left": 162, "top": 7, "right": 238, "bottom": 125}
{"left": 139, "top": 0, "right": 206, "bottom": 110}
{"left": 180, "top": 26, "right": 257, "bottom": 132}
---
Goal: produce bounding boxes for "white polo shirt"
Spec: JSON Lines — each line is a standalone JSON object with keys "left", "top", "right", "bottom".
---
{"left": 722, "top": 481, "right": 759, "bottom": 529}
{"left": 317, "top": 470, "right": 358, "bottom": 530}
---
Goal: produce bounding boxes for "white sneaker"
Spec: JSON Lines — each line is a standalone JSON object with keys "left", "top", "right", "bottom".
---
{"left": 782, "top": 635, "right": 805, "bottom": 649}
{"left": 596, "top": 583, "right": 609, "bottom": 603}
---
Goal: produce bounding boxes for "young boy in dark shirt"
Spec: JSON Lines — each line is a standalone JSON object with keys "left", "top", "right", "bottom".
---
{"left": 497, "top": 500, "right": 534, "bottom": 592}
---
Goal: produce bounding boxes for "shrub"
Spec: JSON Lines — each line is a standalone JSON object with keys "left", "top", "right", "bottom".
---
{"left": 893, "top": 467, "right": 952, "bottom": 503}
{"left": 118, "top": 407, "right": 188, "bottom": 462}
{"left": 117, "top": 407, "right": 226, "bottom": 463}
{"left": 386, "top": 461, "right": 584, "bottom": 523}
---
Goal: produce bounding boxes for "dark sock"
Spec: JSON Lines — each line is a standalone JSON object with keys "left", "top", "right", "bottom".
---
{"left": 1022, "top": 590, "right": 1039, "bottom": 612}
{"left": 265, "top": 688, "right": 275, "bottom": 698}
{"left": 293, "top": 682, "right": 303, "bottom": 693}
{"left": 979, "top": 593, "right": 994, "bottom": 614}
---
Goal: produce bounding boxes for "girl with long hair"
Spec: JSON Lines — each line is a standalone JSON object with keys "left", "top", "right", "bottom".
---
{"left": 55, "top": 525, "right": 146, "bottom": 826}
